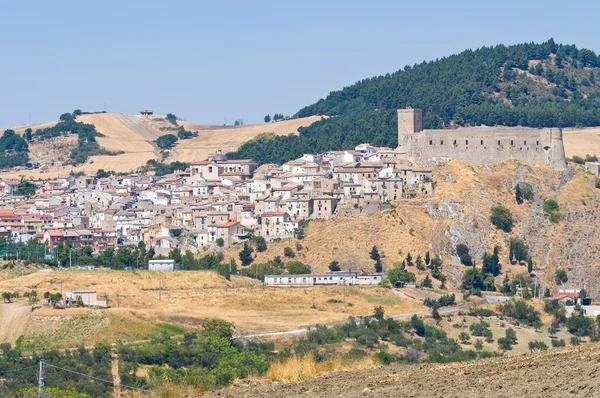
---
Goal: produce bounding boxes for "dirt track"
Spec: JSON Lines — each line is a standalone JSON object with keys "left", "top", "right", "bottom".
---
{"left": 0, "top": 302, "right": 31, "bottom": 344}
{"left": 200, "top": 343, "right": 600, "bottom": 398}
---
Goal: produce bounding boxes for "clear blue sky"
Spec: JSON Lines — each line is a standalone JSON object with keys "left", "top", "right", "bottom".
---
{"left": 2, "top": 0, "right": 599, "bottom": 128}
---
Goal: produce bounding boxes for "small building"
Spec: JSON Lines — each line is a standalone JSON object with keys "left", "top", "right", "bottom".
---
{"left": 139, "top": 110, "right": 153, "bottom": 115}
{"left": 148, "top": 259, "right": 176, "bottom": 271}
{"left": 264, "top": 271, "right": 382, "bottom": 286}
{"left": 585, "top": 162, "right": 600, "bottom": 177}
{"left": 65, "top": 290, "right": 107, "bottom": 307}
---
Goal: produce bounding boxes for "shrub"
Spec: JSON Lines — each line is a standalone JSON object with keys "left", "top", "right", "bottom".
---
{"left": 570, "top": 336, "right": 581, "bottom": 345}
{"left": 555, "top": 269, "right": 568, "bottom": 284}
{"left": 595, "top": 178, "right": 600, "bottom": 189}
{"left": 551, "top": 339, "right": 566, "bottom": 348}
{"left": 405, "top": 348, "right": 422, "bottom": 363}
{"left": 500, "top": 299, "right": 542, "bottom": 327}
{"left": 469, "top": 320, "right": 492, "bottom": 337}
{"left": 469, "top": 308, "right": 495, "bottom": 317}
{"left": 156, "top": 134, "right": 178, "bottom": 149}
{"left": 215, "top": 237, "right": 225, "bottom": 247}
{"left": 528, "top": 340, "right": 548, "bottom": 352}
{"left": 458, "top": 331, "right": 471, "bottom": 343}
{"left": 490, "top": 205, "right": 513, "bottom": 232}
{"left": 543, "top": 199, "right": 560, "bottom": 223}
{"left": 283, "top": 247, "right": 295, "bottom": 258}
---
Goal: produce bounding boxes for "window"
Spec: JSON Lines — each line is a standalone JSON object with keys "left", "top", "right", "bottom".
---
{"left": 511, "top": 140, "right": 514, "bottom": 145}
{"left": 208, "top": 166, "right": 212, "bottom": 172}
{"left": 440, "top": 140, "right": 444, "bottom": 145}
{"left": 480, "top": 140, "right": 483, "bottom": 145}
{"left": 466, "top": 140, "right": 469, "bottom": 145}
{"left": 524, "top": 140, "right": 527, "bottom": 145}
{"left": 498, "top": 140, "right": 501, "bottom": 145}
{"left": 536, "top": 140, "right": 539, "bottom": 145}
{"left": 429, "top": 140, "right": 432, "bottom": 145}
{"left": 453, "top": 139, "right": 457, "bottom": 145}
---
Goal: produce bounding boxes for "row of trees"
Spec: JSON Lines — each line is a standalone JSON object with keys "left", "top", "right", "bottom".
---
{"left": 263, "top": 113, "right": 286, "bottom": 123}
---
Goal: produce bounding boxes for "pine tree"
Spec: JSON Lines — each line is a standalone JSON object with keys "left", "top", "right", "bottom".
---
{"left": 425, "top": 251, "right": 431, "bottom": 267}
{"left": 527, "top": 257, "right": 533, "bottom": 274}
{"left": 406, "top": 252, "right": 413, "bottom": 266}
{"left": 516, "top": 184, "right": 523, "bottom": 204}
{"left": 422, "top": 274, "right": 433, "bottom": 288}
{"left": 369, "top": 246, "right": 381, "bottom": 261}
{"left": 238, "top": 242, "right": 254, "bottom": 266}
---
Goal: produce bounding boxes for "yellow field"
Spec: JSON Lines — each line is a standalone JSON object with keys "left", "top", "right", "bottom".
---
{"left": 0, "top": 270, "right": 425, "bottom": 349}
{"left": 563, "top": 127, "right": 600, "bottom": 158}
{"left": 1, "top": 114, "right": 321, "bottom": 179}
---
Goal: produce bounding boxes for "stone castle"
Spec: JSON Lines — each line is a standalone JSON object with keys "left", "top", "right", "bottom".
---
{"left": 397, "top": 109, "right": 567, "bottom": 170}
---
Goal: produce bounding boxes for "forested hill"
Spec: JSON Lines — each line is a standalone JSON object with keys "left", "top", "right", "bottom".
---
{"left": 229, "top": 39, "right": 600, "bottom": 164}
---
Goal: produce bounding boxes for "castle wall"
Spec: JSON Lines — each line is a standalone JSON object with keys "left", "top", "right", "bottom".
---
{"left": 397, "top": 109, "right": 567, "bottom": 170}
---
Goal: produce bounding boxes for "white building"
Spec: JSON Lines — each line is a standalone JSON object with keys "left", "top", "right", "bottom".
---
{"left": 264, "top": 271, "right": 382, "bottom": 286}
{"left": 148, "top": 259, "right": 176, "bottom": 271}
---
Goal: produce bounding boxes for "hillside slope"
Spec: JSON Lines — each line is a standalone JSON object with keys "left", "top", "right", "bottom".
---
{"left": 2, "top": 114, "right": 320, "bottom": 179}
{"left": 240, "top": 161, "right": 600, "bottom": 293}
{"left": 230, "top": 40, "right": 600, "bottom": 164}
{"left": 199, "top": 342, "right": 600, "bottom": 398}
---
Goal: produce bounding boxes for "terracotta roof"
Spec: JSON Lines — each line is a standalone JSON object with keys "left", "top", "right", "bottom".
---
{"left": 262, "top": 212, "right": 286, "bottom": 216}
{"left": 217, "top": 220, "right": 239, "bottom": 228}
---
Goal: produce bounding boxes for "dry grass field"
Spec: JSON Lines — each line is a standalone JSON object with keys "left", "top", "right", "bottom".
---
{"left": 0, "top": 270, "right": 425, "bottom": 350}
{"left": 1, "top": 114, "right": 321, "bottom": 179}
{"left": 563, "top": 127, "right": 600, "bottom": 158}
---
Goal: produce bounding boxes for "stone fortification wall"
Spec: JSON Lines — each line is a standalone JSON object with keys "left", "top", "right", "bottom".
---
{"left": 397, "top": 109, "right": 567, "bottom": 170}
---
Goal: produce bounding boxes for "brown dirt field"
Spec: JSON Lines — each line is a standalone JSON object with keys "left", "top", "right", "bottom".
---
{"left": 0, "top": 301, "right": 31, "bottom": 343}
{"left": 563, "top": 127, "right": 600, "bottom": 158}
{"left": 200, "top": 343, "right": 600, "bottom": 398}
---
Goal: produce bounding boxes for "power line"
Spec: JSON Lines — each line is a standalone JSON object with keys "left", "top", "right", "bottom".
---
{"left": 0, "top": 364, "right": 39, "bottom": 376}
{"left": 42, "top": 362, "right": 151, "bottom": 394}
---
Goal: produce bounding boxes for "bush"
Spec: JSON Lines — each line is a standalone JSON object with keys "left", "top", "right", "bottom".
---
{"left": 595, "top": 178, "right": 600, "bottom": 189}
{"left": 215, "top": 237, "right": 225, "bottom": 247}
{"left": 156, "top": 134, "right": 178, "bottom": 149}
{"left": 551, "top": 339, "right": 566, "bottom": 348}
{"left": 543, "top": 199, "right": 560, "bottom": 223}
{"left": 469, "top": 308, "right": 495, "bottom": 317}
{"left": 555, "top": 269, "right": 568, "bottom": 284}
{"left": 469, "top": 320, "right": 492, "bottom": 337}
{"left": 500, "top": 299, "right": 542, "bottom": 327}
{"left": 490, "top": 205, "right": 513, "bottom": 232}
{"left": 283, "top": 247, "right": 295, "bottom": 258}
{"left": 404, "top": 347, "right": 422, "bottom": 363}
{"left": 328, "top": 261, "right": 341, "bottom": 272}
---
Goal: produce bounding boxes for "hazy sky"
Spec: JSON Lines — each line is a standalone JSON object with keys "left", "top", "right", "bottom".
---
{"left": 2, "top": 0, "right": 599, "bottom": 128}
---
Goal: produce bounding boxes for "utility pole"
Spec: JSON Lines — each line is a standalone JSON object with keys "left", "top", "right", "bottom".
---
{"left": 343, "top": 279, "right": 346, "bottom": 303}
{"left": 159, "top": 275, "right": 162, "bottom": 301}
{"left": 69, "top": 249, "right": 72, "bottom": 269}
{"left": 38, "top": 360, "right": 44, "bottom": 397}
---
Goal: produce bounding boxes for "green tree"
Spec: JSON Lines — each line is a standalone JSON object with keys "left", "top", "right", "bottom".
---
{"left": 239, "top": 242, "right": 254, "bottom": 266}
{"left": 283, "top": 246, "right": 295, "bottom": 258}
{"left": 168, "top": 248, "right": 182, "bottom": 264}
{"left": 14, "top": 178, "right": 36, "bottom": 196}
{"left": 369, "top": 246, "right": 381, "bottom": 261}
{"left": 328, "top": 261, "right": 341, "bottom": 272}
{"left": 515, "top": 184, "right": 523, "bottom": 204}
{"left": 543, "top": 199, "right": 560, "bottom": 223}
{"left": 555, "top": 269, "right": 568, "bottom": 284}
{"left": 527, "top": 257, "right": 533, "bottom": 274}
{"left": 422, "top": 274, "right": 433, "bottom": 288}
{"left": 425, "top": 251, "right": 431, "bottom": 267}
{"left": 264, "top": 114, "right": 271, "bottom": 123}
{"left": 254, "top": 236, "right": 267, "bottom": 252}
{"left": 405, "top": 252, "right": 413, "bottom": 266}
{"left": 286, "top": 260, "right": 311, "bottom": 274}
{"left": 216, "top": 237, "right": 225, "bottom": 247}
{"left": 490, "top": 205, "right": 513, "bottom": 232}
{"left": 455, "top": 244, "right": 472, "bottom": 266}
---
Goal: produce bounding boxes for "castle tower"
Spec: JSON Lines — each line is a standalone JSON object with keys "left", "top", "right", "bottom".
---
{"left": 397, "top": 108, "right": 422, "bottom": 149}
{"left": 549, "top": 128, "right": 567, "bottom": 170}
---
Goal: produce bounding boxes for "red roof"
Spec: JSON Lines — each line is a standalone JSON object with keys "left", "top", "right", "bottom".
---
{"left": 263, "top": 212, "right": 286, "bottom": 216}
{"left": 46, "top": 229, "right": 65, "bottom": 237}
{"left": 217, "top": 220, "right": 239, "bottom": 228}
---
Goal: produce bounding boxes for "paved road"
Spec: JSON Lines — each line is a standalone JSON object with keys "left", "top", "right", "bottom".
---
{"left": 238, "top": 302, "right": 475, "bottom": 339}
